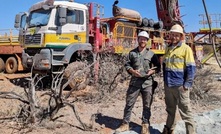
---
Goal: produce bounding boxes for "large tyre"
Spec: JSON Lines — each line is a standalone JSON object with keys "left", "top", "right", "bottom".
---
{"left": 5, "top": 57, "right": 18, "bottom": 74}
{"left": 0, "top": 58, "right": 5, "bottom": 73}
{"left": 64, "top": 61, "right": 90, "bottom": 90}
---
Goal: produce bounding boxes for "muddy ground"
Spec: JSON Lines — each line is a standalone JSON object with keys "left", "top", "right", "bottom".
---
{"left": 0, "top": 57, "right": 221, "bottom": 134}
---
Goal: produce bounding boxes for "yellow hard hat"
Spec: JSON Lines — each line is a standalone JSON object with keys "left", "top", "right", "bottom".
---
{"left": 170, "top": 24, "right": 183, "bottom": 34}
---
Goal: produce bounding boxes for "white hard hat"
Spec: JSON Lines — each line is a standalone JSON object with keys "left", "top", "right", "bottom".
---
{"left": 170, "top": 24, "right": 183, "bottom": 34}
{"left": 138, "top": 31, "right": 149, "bottom": 39}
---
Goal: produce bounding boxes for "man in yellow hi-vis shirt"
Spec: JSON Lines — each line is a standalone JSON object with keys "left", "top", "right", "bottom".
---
{"left": 162, "top": 24, "right": 196, "bottom": 134}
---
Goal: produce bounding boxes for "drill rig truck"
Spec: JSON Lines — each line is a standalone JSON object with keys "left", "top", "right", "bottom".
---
{"left": 14, "top": 0, "right": 165, "bottom": 88}
{"left": 155, "top": 0, "right": 221, "bottom": 67}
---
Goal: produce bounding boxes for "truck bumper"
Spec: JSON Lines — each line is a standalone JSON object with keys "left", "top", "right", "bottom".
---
{"left": 22, "top": 49, "right": 52, "bottom": 71}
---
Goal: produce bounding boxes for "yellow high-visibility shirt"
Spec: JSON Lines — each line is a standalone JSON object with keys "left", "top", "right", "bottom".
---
{"left": 163, "top": 41, "right": 196, "bottom": 88}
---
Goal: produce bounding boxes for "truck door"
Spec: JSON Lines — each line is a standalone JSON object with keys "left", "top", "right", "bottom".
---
{"left": 57, "top": 8, "right": 87, "bottom": 44}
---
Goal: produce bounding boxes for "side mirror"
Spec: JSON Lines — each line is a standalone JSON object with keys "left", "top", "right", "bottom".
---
{"left": 58, "top": 7, "right": 67, "bottom": 26}
{"left": 14, "top": 14, "right": 21, "bottom": 28}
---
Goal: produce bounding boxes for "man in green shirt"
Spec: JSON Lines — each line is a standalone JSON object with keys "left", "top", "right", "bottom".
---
{"left": 115, "top": 31, "right": 161, "bottom": 134}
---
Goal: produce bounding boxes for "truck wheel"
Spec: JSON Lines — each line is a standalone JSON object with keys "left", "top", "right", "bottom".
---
{"left": 0, "top": 58, "right": 5, "bottom": 73}
{"left": 64, "top": 61, "right": 90, "bottom": 90}
{"left": 5, "top": 57, "right": 18, "bottom": 74}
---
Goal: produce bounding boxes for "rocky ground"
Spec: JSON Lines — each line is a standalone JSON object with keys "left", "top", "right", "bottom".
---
{"left": 0, "top": 57, "right": 221, "bottom": 134}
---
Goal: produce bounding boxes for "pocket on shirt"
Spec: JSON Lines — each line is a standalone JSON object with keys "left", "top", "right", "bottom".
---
{"left": 132, "top": 56, "right": 139, "bottom": 66}
{"left": 143, "top": 57, "right": 151, "bottom": 65}
{"left": 169, "top": 54, "right": 184, "bottom": 65}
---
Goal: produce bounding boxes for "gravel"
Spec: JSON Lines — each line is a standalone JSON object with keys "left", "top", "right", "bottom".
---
{"left": 116, "top": 108, "right": 221, "bottom": 134}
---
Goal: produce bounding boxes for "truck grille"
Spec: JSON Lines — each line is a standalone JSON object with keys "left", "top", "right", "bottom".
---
{"left": 25, "top": 34, "right": 41, "bottom": 45}
{"left": 25, "top": 48, "right": 41, "bottom": 56}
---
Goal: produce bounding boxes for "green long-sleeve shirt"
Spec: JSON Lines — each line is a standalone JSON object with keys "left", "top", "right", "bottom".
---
{"left": 125, "top": 47, "right": 161, "bottom": 88}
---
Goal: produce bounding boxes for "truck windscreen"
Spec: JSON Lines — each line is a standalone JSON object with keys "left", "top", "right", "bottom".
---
{"left": 28, "top": 9, "right": 51, "bottom": 28}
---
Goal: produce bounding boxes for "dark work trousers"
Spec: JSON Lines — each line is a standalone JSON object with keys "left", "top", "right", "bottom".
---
{"left": 122, "top": 85, "right": 153, "bottom": 124}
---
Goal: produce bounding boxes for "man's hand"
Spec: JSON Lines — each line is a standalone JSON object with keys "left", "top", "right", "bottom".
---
{"left": 179, "top": 86, "right": 189, "bottom": 92}
{"left": 183, "top": 86, "right": 189, "bottom": 91}
{"left": 133, "top": 70, "right": 143, "bottom": 77}
{"left": 129, "top": 69, "right": 142, "bottom": 77}
{"left": 146, "top": 69, "right": 155, "bottom": 76}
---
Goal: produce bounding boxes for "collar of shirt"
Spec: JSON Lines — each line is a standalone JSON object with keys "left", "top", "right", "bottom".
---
{"left": 136, "top": 47, "right": 149, "bottom": 54}
{"left": 168, "top": 41, "right": 182, "bottom": 49}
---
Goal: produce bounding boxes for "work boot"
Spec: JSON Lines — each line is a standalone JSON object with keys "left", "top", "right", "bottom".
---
{"left": 115, "top": 123, "right": 129, "bottom": 133}
{"left": 161, "top": 125, "right": 168, "bottom": 134}
{"left": 186, "top": 123, "right": 196, "bottom": 134}
{"left": 141, "top": 123, "right": 150, "bottom": 134}
{"left": 161, "top": 125, "right": 174, "bottom": 134}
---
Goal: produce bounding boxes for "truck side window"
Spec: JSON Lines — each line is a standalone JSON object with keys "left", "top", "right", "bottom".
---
{"left": 20, "top": 14, "right": 27, "bottom": 28}
{"left": 67, "top": 9, "right": 84, "bottom": 25}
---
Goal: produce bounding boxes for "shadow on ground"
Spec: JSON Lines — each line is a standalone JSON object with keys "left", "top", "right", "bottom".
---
{"left": 8, "top": 77, "right": 30, "bottom": 88}
{"left": 8, "top": 76, "right": 52, "bottom": 90}
{"left": 95, "top": 113, "right": 161, "bottom": 134}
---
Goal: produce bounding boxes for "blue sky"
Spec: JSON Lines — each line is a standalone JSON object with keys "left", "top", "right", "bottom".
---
{"left": 0, "top": 0, "right": 220, "bottom": 34}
